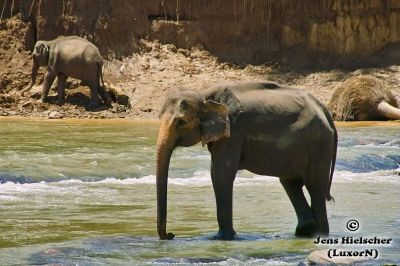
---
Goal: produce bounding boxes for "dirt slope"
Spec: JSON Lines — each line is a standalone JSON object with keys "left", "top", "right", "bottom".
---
{"left": 1, "top": 1, "right": 400, "bottom": 119}
{"left": 2, "top": 0, "right": 400, "bottom": 65}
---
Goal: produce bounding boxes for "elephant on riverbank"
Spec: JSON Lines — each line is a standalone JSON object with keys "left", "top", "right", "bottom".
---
{"left": 328, "top": 75, "right": 400, "bottom": 121}
{"left": 156, "top": 81, "right": 338, "bottom": 240}
{"left": 21, "top": 36, "right": 112, "bottom": 109}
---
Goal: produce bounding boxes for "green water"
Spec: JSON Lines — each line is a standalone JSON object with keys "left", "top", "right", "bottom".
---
{"left": 0, "top": 119, "right": 399, "bottom": 265}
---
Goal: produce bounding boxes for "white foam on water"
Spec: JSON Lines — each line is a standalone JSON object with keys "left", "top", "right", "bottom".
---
{"left": 333, "top": 169, "right": 400, "bottom": 183}
{"left": 0, "top": 181, "right": 47, "bottom": 191}
{"left": 0, "top": 168, "right": 398, "bottom": 195}
{"left": 358, "top": 139, "right": 400, "bottom": 147}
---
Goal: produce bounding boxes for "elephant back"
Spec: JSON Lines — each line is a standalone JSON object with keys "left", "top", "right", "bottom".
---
{"left": 51, "top": 36, "right": 102, "bottom": 63}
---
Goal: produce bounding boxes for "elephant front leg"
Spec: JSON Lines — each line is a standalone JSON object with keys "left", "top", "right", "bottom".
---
{"left": 280, "top": 178, "right": 316, "bottom": 236}
{"left": 211, "top": 169, "right": 236, "bottom": 240}
{"left": 98, "top": 86, "right": 112, "bottom": 107}
{"left": 39, "top": 71, "right": 56, "bottom": 103}
{"left": 208, "top": 140, "right": 242, "bottom": 240}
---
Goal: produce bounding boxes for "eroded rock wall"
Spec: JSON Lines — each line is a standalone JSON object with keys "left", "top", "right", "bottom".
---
{"left": 1, "top": 0, "right": 400, "bottom": 65}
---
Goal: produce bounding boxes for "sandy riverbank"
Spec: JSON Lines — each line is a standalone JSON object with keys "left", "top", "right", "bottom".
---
{"left": 1, "top": 116, "right": 399, "bottom": 128}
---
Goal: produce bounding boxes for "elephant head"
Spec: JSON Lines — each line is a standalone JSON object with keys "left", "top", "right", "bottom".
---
{"left": 328, "top": 75, "right": 400, "bottom": 120}
{"left": 32, "top": 41, "right": 50, "bottom": 66}
{"left": 21, "top": 41, "right": 51, "bottom": 95}
{"left": 156, "top": 89, "right": 232, "bottom": 240}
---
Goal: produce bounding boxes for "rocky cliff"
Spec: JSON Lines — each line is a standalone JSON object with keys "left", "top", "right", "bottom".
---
{"left": 1, "top": 0, "right": 400, "bottom": 66}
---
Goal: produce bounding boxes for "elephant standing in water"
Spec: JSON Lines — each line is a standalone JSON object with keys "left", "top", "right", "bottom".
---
{"left": 156, "top": 81, "right": 338, "bottom": 240}
{"left": 22, "top": 36, "right": 112, "bottom": 109}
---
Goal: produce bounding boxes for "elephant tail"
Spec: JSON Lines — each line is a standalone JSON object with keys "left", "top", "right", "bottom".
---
{"left": 323, "top": 103, "right": 337, "bottom": 203}
{"left": 309, "top": 94, "right": 337, "bottom": 202}
{"left": 327, "top": 125, "right": 337, "bottom": 202}
{"left": 97, "top": 61, "right": 105, "bottom": 87}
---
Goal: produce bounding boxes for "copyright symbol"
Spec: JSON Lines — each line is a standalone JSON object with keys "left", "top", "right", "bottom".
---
{"left": 346, "top": 219, "right": 359, "bottom": 231}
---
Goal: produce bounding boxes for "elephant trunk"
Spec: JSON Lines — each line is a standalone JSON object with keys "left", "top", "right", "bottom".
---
{"left": 21, "top": 58, "right": 39, "bottom": 95}
{"left": 377, "top": 101, "right": 400, "bottom": 120}
{"left": 156, "top": 117, "right": 175, "bottom": 240}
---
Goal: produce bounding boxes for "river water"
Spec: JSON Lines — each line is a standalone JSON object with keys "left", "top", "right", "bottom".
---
{"left": 0, "top": 118, "right": 398, "bottom": 265}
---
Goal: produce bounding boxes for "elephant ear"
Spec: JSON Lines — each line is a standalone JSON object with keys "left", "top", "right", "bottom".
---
{"left": 36, "top": 43, "right": 50, "bottom": 58}
{"left": 33, "top": 42, "right": 50, "bottom": 67}
{"left": 42, "top": 44, "right": 50, "bottom": 58}
{"left": 206, "top": 88, "right": 243, "bottom": 122}
{"left": 200, "top": 100, "right": 230, "bottom": 146}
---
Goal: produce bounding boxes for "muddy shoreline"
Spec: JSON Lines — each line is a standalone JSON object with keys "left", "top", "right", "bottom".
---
{"left": 1, "top": 116, "right": 399, "bottom": 128}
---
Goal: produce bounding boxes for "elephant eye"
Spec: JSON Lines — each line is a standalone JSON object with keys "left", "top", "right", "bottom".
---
{"left": 176, "top": 118, "right": 187, "bottom": 128}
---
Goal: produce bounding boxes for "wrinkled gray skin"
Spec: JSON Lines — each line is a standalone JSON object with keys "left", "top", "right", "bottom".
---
{"left": 22, "top": 36, "right": 111, "bottom": 109}
{"left": 156, "top": 81, "right": 338, "bottom": 240}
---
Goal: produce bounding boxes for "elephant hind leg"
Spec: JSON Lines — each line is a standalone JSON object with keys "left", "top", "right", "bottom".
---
{"left": 305, "top": 135, "right": 333, "bottom": 236}
{"left": 305, "top": 177, "right": 330, "bottom": 236}
{"left": 57, "top": 73, "right": 67, "bottom": 105}
{"left": 98, "top": 85, "right": 112, "bottom": 106}
{"left": 280, "top": 178, "right": 315, "bottom": 236}
{"left": 86, "top": 84, "right": 102, "bottom": 109}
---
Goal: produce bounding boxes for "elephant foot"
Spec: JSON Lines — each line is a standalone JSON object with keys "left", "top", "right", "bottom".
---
{"left": 37, "top": 98, "right": 46, "bottom": 104}
{"left": 104, "top": 96, "right": 112, "bottom": 107}
{"left": 159, "top": 232, "right": 175, "bottom": 240}
{"left": 57, "top": 99, "right": 65, "bottom": 106}
{"left": 295, "top": 219, "right": 316, "bottom": 237}
{"left": 86, "top": 100, "right": 101, "bottom": 110}
{"left": 209, "top": 229, "right": 237, "bottom": 241}
{"left": 313, "top": 224, "right": 329, "bottom": 237}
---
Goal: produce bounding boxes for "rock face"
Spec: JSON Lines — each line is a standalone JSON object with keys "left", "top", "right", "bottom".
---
{"left": 328, "top": 75, "right": 399, "bottom": 121}
{"left": 1, "top": 0, "right": 400, "bottom": 66}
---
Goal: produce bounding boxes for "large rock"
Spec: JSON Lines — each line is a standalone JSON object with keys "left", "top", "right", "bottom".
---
{"left": 48, "top": 111, "right": 63, "bottom": 119}
{"left": 307, "top": 249, "right": 370, "bottom": 265}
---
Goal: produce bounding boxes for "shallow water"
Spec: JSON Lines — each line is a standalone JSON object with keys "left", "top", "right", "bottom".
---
{"left": 0, "top": 119, "right": 399, "bottom": 265}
